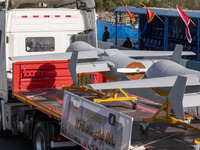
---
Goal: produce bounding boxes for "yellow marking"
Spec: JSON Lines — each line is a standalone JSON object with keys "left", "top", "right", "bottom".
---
{"left": 94, "top": 88, "right": 137, "bottom": 103}
{"left": 13, "top": 92, "right": 62, "bottom": 120}
{"left": 166, "top": 98, "right": 171, "bottom": 117}
{"left": 113, "top": 89, "right": 118, "bottom": 98}
{"left": 119, "top": 88, "right": 129, "bottom": 97}
{"left": 84, "top": 74, "right": 94, "bottom": 84}
{"left": 93, "top": 97, "right": 137, "bottom": 103}
{"left": 152, "top": 100, "right": 168, "bottom": 118}
{"left": 152, "top": 87, "right": 169, "bottom": 97}
{"left": 184, "top": 115, "right": 194, "bottom": 120}
{"left": 81, "top": 74, "right": 85, "bottom": 86}
{"left": 64, "top": 73, "right": 137, "bottom": 104}
{"left": 63, "top": 86, "right": 106, "bottom": 97}
{"left": 144, "top": 116, "right": 200, "bottom": 132}
{"left": 143, "top": 97, "right": 200, "bottom": 133}
{"left": 101, "top": 89, "right": 112, "bottom": 99}
{"left": 193, "top": 139, "right": 200, "bottom": 144}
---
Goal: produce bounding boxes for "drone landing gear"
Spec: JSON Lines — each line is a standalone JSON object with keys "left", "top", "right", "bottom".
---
{"left": 140, "top": 98, "right": 200, "bottom": 134}
{"left": 63, "top": 73, "right": 137, "bottom": 109}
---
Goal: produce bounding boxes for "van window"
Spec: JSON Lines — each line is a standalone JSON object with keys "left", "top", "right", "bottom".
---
{"left": 26, "top": 37, "right": 55, "bottom": 52}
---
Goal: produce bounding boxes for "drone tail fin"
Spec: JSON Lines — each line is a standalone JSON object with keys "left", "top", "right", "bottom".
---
{"left": 168, "top": 75, "right": 187, "bottom": 120}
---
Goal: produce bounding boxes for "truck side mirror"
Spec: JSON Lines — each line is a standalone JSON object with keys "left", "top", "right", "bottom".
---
{"left": 77, "top": 0, "right": 95, "bottom": 10}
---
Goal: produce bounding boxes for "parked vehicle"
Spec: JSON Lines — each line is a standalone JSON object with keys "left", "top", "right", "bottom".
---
{"left": 0, "top": 0, "right": 97, "bottom": 149}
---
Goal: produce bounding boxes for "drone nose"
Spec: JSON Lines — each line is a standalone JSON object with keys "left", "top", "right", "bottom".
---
{"left": 125, "top": 62, "right": 146, "bottom": 80}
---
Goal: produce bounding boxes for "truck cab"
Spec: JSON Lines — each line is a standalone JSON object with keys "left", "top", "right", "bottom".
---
{"left": 0, "top": 0, "right": 97, "bottom": 96}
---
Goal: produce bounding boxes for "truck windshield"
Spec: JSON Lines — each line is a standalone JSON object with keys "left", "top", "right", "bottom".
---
{"left": 9, "top": 0, "right": 77, "bottom": 9}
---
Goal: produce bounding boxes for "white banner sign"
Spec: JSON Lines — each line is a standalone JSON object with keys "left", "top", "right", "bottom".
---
{"left": 61, "top": 90, "right": 133, "bottom": 150}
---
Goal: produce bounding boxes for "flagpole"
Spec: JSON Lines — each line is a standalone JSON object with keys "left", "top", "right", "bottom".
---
{"left": 140, "top": 2, "right": 164, "bottom": 23}
{"left": 120, "top": 2, "right": 124, "bottom": 7}
{"left": 154, "top": 14, "right": 165, "bottom": 23}
{"left": 139, "top": 2, "right": 146, "bottom": 8}
{"left": 190, "top": 19, "right": 197, "bottom": 27}
{"left": 176, "top": 5, "right": 197, "bottom": 28}
{"left": 120, "top": 1, "right": 134, "bottom": 21}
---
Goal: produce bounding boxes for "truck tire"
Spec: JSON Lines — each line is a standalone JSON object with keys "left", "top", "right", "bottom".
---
{"left": 33, "top": 121, "right": 51, "bottom": 150}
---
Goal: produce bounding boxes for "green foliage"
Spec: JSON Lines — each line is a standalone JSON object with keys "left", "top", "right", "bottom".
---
{"left": 94, "top": 0, "right": 200, "bottom": 12}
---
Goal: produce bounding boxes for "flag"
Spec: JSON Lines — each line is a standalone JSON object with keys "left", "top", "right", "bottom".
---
{"left": 140, "top": 2, "right": 155, "bottom": 23}
{"left": 146, "top": 7, "right": 155, "bottom": 23}
{"left": 120, "top": 2, "right": 134, "bottom": 20}
{"left": 140, "top": 2, "right": 164, "bottom": 23}
{"left": 73, "top": 97, "right": 80, "bottom": 110}
{"left": 177, "top": 6, "right": 192, "bottom": 43}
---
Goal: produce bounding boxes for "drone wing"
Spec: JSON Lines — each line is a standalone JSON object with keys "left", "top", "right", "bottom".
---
{"left": 123, "top": 50, "right": 195, "bottom": 58}
{"left": 9, "top": 51, "right": 98, "bottom": 62}
{"left": 89, "top": 75, "right": 200, "bottom": 121}
{"left": 123, "top": 45, "right": 195, "bottom": 58}
{"left": 88, "top": 74, "right": 200, "bottom": 90}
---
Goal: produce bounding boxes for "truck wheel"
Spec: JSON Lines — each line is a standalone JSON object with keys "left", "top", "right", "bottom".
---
{"left": 33, "top": 122, "right": 51, "bottom": 150}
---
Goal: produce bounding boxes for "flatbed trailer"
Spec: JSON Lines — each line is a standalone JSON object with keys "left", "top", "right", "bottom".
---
{"left": 11, "top": 60, "right": 200, "bottom": 150}
{"left": 13, "top": 87, "right": 200, "bottom": 150}
{"left": 9, "top": 88, "right": 200, "bottom": 150}
{"left": 12, "top": 60, "right": 106, "bottom": 120}
{"left": 3, "top": 60, "right": 107, "bottom": 150}
{"left": 13, "top": 88, "right": 63, "bottom": 120}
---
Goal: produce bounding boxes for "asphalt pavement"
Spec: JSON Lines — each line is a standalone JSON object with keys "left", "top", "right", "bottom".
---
{"left": 0, "top": 136, "right": 33, "bottom": 150}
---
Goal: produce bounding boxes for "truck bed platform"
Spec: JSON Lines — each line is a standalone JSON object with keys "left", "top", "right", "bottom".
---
{"left": 13, "top": 89, "right": 64, "bottom": 120}
{"left": 12, "top": 60, "right": 106, "bottom": 120}
{"left": 13, "top": 88, "right": 200, "bottom": 149}
{"left": 12, "top": 61, "right": 200, "bottom": 149}
{"left": 13, "top": 88, "right": 102, "bottom": 120}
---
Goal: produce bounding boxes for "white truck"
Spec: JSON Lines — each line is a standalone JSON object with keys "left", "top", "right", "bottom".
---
{"left": 0, "top": 0, "right": 97, "bottom": 93}
{"left": 0, "top": 0, "right": 98, "bottom": 149}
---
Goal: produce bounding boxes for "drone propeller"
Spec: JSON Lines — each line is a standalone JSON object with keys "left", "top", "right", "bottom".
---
{"left": 117, "top": 68, "right": 148, "bottom": 73}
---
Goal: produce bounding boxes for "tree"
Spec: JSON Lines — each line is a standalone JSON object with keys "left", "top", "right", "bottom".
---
{"left": 95, "top": 0, "right": 103, "bottom": 12}
{"left": 94, "top": 0, "right": 200, "bottom": 13}
{"left": 104, "top": 0, "right": 117, "bottom": 12}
